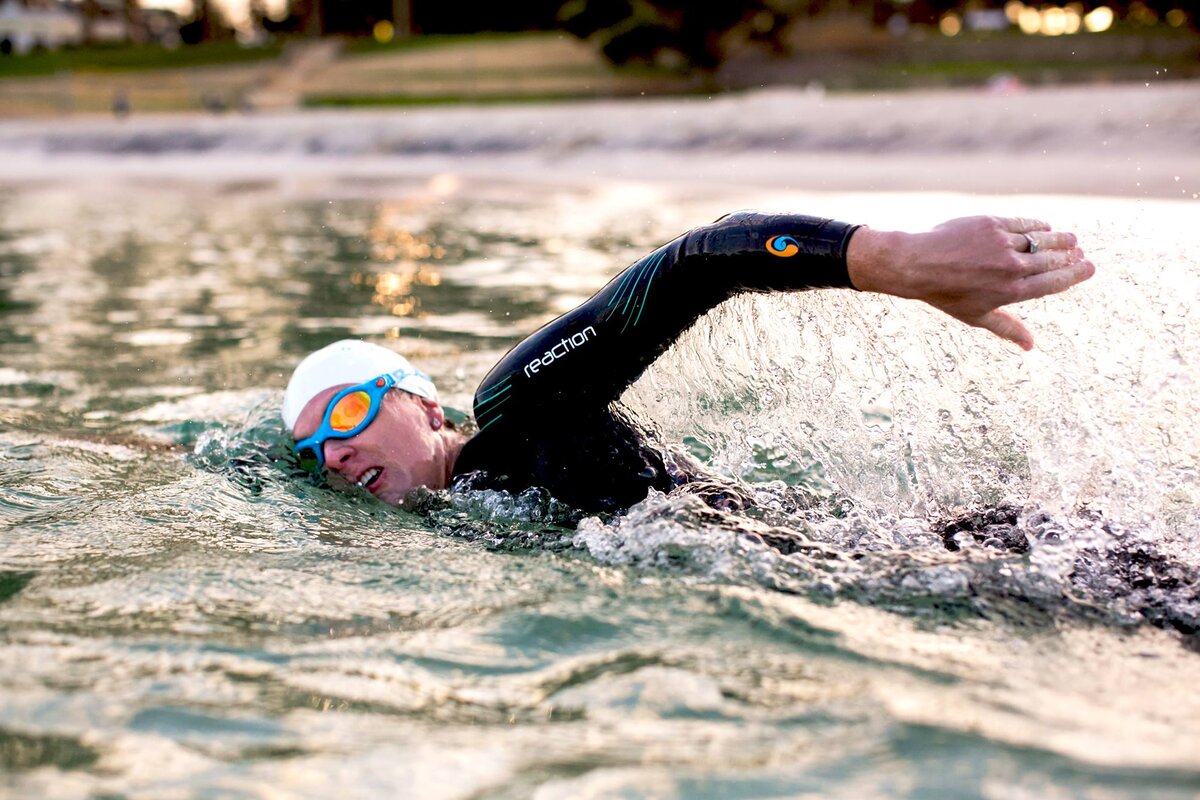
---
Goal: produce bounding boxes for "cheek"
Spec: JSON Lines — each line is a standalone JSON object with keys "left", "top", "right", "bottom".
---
{"left": 371, "top": 408, "right": 435, "bottom": 468}
{"left": 371, "top": 433, "right": 415, "bottom": 471}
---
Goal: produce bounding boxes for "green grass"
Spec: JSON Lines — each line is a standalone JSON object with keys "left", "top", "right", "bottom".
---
{"left": 861, "top": 56, "right": 1200, "bottom": 89}
{"left": 342, "top": 64, "right": 614, "bottom": 82}
{"left": 301, "top": 84, "right": 709, "bottom": 108}
{"left": 302, "top": 90, "right": 601, "bottom": 108}
{"left": 0, "top": 39, "right": 283, "bottom": 80}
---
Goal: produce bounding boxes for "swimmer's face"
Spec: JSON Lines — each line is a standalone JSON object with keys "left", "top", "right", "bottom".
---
{"left": 292, "top": 385, "right": 448, "bottom": 506}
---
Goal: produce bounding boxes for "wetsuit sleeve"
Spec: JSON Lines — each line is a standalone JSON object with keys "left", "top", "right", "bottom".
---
{"left": 472, "top": 211, "right": 861, "bottom": 431}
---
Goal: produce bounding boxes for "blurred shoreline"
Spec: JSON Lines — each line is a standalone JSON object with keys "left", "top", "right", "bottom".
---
{"left": 3, "top": 26, "right": 1198, "bottom": 116}
{"left": 1, "top": 80, "right": 1197, "bottom": 199}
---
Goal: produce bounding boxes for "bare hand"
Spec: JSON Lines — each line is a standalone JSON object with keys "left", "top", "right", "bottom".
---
{"left": 846, "top": 216, "right": 1096, "bottom": 351}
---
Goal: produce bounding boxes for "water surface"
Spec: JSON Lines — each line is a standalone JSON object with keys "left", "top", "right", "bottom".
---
{"left": 1, "top": 172, "right": 1199, "bottom": 799}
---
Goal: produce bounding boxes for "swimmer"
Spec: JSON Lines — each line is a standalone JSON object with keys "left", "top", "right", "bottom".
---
{"left": 282, "top": 212, "right": 1094, "bottom": 513}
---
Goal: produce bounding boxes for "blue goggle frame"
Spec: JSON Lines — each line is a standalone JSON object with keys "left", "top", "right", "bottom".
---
{"left": 293, "top": 370, "right": 427, "bottom": 472}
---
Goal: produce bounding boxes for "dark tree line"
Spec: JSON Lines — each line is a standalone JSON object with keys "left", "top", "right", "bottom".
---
{"left": 558, "top": 0, "right": 790, "bottom": 71}
{"left": 267, "top": 0, "right": 562, "bottom": 37}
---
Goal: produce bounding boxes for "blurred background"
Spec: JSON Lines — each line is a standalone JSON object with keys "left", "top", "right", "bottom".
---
{"left": 0, "top": 0, "right": 1197, "bottom": 115}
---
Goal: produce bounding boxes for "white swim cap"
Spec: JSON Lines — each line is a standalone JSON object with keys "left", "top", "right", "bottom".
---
{"left": 281, "top": 339, "right": 439, "bottom": 432}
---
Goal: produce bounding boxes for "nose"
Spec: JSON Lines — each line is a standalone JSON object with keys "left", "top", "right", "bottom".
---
{"left": 322, "top": 438, "right": 357, "bottom": 472}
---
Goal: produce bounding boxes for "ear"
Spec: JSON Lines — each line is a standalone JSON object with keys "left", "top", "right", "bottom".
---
{"left": 417, "top": 397, "right": 445, "bottom": 430}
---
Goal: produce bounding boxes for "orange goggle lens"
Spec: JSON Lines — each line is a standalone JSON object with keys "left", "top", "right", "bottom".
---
{"left": 328, "top": 391, "right": 373, "bottom": 431}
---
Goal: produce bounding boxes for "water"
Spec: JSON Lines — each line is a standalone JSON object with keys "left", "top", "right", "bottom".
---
{"left": 2, "top": 110, "right": 1200, "bottom": 796}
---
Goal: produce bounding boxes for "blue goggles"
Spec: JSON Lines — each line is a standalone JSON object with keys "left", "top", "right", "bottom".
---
{"left": 293, "top": 369, "right": 427, "bottom": 472}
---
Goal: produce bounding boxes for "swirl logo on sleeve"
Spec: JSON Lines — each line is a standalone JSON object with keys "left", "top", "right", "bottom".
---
{"left": 766, "top": 235, "right": 800, "bottom": 257}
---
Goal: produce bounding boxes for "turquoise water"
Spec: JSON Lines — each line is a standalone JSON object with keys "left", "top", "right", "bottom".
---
{"left": 1, "top": 175, "right": 1199, "bottom": 799}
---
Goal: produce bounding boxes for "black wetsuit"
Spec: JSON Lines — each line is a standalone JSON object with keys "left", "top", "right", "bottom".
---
{"left": 450, "top": 212, "right": 862, "bottom": 514}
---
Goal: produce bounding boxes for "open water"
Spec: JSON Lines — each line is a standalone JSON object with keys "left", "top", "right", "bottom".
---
{"left": 1, "top": 111, "right": 1199, "bottom": 798}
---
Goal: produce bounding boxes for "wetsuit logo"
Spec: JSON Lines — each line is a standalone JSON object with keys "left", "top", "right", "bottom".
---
{"left": 766, "top": 235, "right": 800, "bottom": 257}
{"left": 524, "top": 325, "right": 597, "bottom": 377}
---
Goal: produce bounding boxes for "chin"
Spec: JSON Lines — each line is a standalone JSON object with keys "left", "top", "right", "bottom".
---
{"left": 376, "top": 485, "right": 411, "bottom": 507}
{"left": 382, "top": 493, "right": 406, "bottom": 507}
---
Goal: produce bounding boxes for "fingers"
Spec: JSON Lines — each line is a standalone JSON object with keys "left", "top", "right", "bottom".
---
{"left": 979, "top": 309, "right": 1034, "bottom": 351}
{"left": 998, "top": 216, "right": 1051, "bottom": 235}
{"left": 1015, "top": 256, "right": 1096, "bottom": 301}
{"left": 1017, "top": 247, "right": 1086, "bottom": 278}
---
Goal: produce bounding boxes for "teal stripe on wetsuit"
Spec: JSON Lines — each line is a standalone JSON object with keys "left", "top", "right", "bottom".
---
{"left": 455, "top": 211, "right": 862, "bottom": 513}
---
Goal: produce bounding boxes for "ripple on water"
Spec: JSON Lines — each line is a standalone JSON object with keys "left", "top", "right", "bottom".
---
{"left": 1, "top": 181, "right": 1199, "bottom": 797}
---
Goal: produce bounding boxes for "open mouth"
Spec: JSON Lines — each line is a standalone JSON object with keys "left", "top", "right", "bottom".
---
{"left": 355, "top": 467, "right": 383, "bottom": 492}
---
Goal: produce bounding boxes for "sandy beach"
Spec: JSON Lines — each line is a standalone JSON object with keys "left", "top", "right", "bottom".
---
{"left": 2, "top": 80, "right": 1197, "bottom": 199}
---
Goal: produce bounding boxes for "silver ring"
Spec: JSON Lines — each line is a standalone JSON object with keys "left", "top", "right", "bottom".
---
{"left": 1022, "top": 233, "right": 1039, "bottom": 254}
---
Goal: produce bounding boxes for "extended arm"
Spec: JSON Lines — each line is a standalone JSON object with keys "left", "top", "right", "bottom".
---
{"left": 472, "top": 211, "right": 859, "bottom": 430}
{"left": 472, "top": 212, "right": 1095, "bottom": 430}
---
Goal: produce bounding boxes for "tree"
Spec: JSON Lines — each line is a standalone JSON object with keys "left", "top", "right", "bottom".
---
{"left": 124, "top": 0, "right": 145, "bottom": 44}
{"left": 558, "top": 0, "right": 789, "bottom": 72}
{"left": 81, "top": 0, "right": 100, "bottom": 44}
{"left": 180, "top": 0, "right": 231, "bottom": 43}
